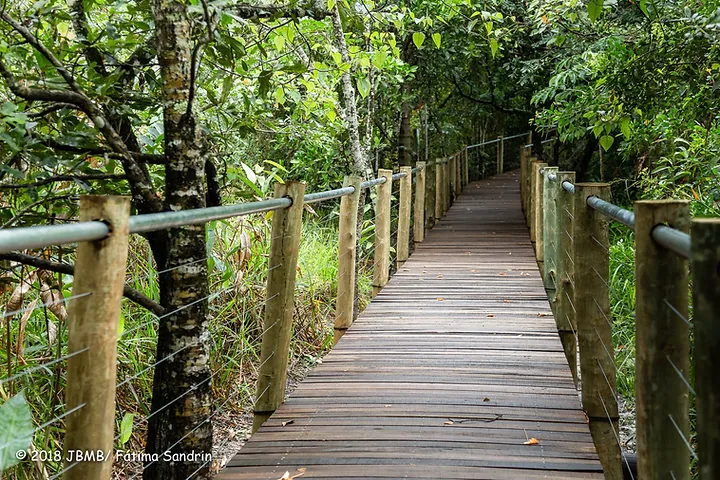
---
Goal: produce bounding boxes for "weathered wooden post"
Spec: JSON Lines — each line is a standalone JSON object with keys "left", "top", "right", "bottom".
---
{"left": 397, "top": 166, "right": 412, "bottom": 268}
{"left": 543, "top": 167, "right": 559, "bottom": 300}
{"left": 444, "top": 158, "right": 451, "bottom": 211}
{"left": 455, "top": 152, "right": 461, "bottom": 194}
{"left": 449, "top": 154, "right": 457, "bottom": 200}
{"left": 372, "top": 169, "right": 392, "bottom": 297}
{"left": 533, "top": 162, "right": 548, "bottom": 267}
{"left": 435, "top": 159, "right": 443, "bottom": 220}
{"left": 692, "top": 219, "right": 720, "bottom": 480}
{"left": 573, "top": 183, "right": 622, "bottom": 479}
{"left": 635, "top": 200, "right": 690, "bottom": 479}
{"left": 520, "top": 145, "right": 527, "bottom": 215}
{"left": 414, "top": 162, "right": 426, "bottom": 243}
{"left": 463, "top": 147, "right": 469, "bottom": 186}
{"left": 556, "top": 171, "right": 577, "bottom": 384}
{"left": 334, "top": 176, "right": 362, "bottom": 344}
{"left": 64, "top": 196, "right": 130, "bottom": 480}
{"left": 425, "top": 160, "right": 436, "bottom": 229}
{"left": 253, "top": 181, "right": 306, "bottom": 431}
{"left": 529, "top": 158, "right": 536, "bottom": 236}
{"left": 499, "top": 135, "right": 504, "bottom": 174}
{"left": 526, "top": 155, "right": 536, "bottom": 229}
{"left": 441, "top": 159, "right": 448, "bottom": 214}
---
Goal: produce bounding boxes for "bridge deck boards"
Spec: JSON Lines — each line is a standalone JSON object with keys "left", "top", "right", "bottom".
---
{"left": 218, "top": 171, "right": 604, "bottom": 479}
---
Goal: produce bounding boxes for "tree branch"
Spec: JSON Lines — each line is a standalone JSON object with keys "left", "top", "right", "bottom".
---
{"left": 27, "top": 103, "right": 82, "bottom": 118}
{"left": 0, "top": 12, "right": 162, "bottom": 214}
{"left": 229, "top": 2, "right": 329, "bottom": 20}
{"left": 0, "top": 253, "right": 166, "bottom": 316}
{"left": 0, "top": 174, "right": 126, "bottom": 190}
{"left": 39, "top": 137, "right": 166, "bottom": 164}
{"left": 448, "top": 73, "right": 530, "bottom": 115}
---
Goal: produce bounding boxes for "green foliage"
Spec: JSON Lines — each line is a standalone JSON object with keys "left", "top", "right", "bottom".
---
{"left": 0, "top": 393, "right": 33, "bottom": 471}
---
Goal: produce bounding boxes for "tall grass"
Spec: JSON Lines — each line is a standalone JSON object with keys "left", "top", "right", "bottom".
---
{"left": 1, "top": 204, "right": 376, "bottom": 479}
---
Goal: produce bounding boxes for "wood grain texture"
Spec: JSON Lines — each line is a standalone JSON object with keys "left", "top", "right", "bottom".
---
{"left": 220, "top": 171, "right": 603, "bottom": 479}
{"left": 635, "top": 200, "right": 690, "bottom": 479}
{"left": 253, "top": 182, "right": 306, "bottom": 431}
{"left": 64, "top": 196, "right": 130, "bottom": 480}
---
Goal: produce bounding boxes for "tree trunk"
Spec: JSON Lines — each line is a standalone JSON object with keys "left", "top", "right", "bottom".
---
{"left": 573, "top": 135, "right": 599, "bottom": 182}
{"left": 398, "top": 96, "right": 412, "bottom": 166}
{"left": 331, "top": 4, "right": 369, "bottom": 177}
{"left": 144, "top": 1, "right": 213, "bottom": 479}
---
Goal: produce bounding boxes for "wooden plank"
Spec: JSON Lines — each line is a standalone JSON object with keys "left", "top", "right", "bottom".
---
{"left": 220, "top": 170, "right": 603, "bottom": 479}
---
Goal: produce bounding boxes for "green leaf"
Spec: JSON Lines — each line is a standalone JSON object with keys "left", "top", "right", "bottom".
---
{"left": 489, "top": 38, "right": 499, "bottom": 58}
{"left": 412, "top": 32, "right": 425, "bottom": 48}
{"left": 327, "top": 0, "right": 335, "bottom": 9}
{"left": 357, "top": 77, "right": 371, "bottom": 98}
{"left": 118, "top": 311, "right": 125, "bottom": 336}
{"left": 431, "top": 33, "right": 441, "bottom": 48}
{"left": 119, "top": 413, "right": 134, "bottom": 445}
{"left": 600, "top": 135, "right": 614, "bottom": 151}
{"left": 620, "top": 118, "right": 631, "bottom": 139}
{"left": 588, "top": 0, "right": 603, "bottom": 22}
{"left": 257, "top": 70, "right": 273, "bottom": 98}
{"left": 372, "top": 51, "right": 387, "bottom": 69}
{"left": 639, "top": 0, "right": 649, "bottom": 16}
{"left": 264, "top": 159, "right": 288, "bottom": 172}
{"left": 0, "top": 392, "right": 34, "bottom": 471}
{"left": 273, "top": 35, "right": 285, "bottom": 51}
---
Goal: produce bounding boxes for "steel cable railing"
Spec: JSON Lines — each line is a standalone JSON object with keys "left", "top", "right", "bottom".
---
{"left": 531, "top": 159, "right": 718, "bottom": 478}
{"left": 1, "top": 154, "right": 463, "bottom": 480}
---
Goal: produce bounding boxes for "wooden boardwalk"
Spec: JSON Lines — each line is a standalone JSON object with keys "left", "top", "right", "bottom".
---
{"left": 219, "top": 171, "right": 604, "bottom": 479}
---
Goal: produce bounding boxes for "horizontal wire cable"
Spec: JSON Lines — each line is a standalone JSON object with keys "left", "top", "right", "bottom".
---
{"left": 131, "top": 257, "right": 208, "bottom": 283}
{"left": 664, "top": 298, "right": 691, "bottom": 326}
{"left": 666, "top": 355, "right": 695, "bottom": 396}
{"left": 590, "top": 234, "right": 609, "bottom": 252}
{"left": 597, "top": 392, "right": 635, "bottom": 480}
{"left": 1, "top": 291, "right": 91, "bottom": 319}
{"left": 114, "top": 350, "right": 275, "bottom": 443}
{"left": 668, "top": 414, "right": 698, "bottom": 461}
{"left": 593, "top": 298, "right": 613, "bottom": 328}
{"left": 118, "top": 293, "right": 279, "bottom": 389}
{"left": 0, "top": 403, "right": 87, "bottom": 453}
{"left": 1, "top": 347, "right": 89, "bottom": 386}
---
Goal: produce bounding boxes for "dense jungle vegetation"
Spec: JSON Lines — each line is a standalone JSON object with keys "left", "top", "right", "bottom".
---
{"left": 0, "top": 0, "right": 718, "bottom": 477}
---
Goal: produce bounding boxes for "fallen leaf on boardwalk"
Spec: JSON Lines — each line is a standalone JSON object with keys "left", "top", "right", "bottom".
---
{"left": 437, "top": 297, "right": 445, "bottom": 301}
{"left": 486, "top": 314, "right": 494, "bottom": 317}
{"left": 524, "top": 438, "right": 540, "bottom": 445}
{"left": 498, "top": 272, "right": 507, "bottom": 276}
{"left": 282, "top": 420, "right": 294, "bottom": 427}
{"left": 436, "top": 275, "right": 443, "bottom": 278}
{"left": 503, "top": 299, "right": 510, "bottom": 303}
{"left": 444, "top": 420, "right": 454, "bottom": 425}
{"left": 483, "top": 397, "right": 490, "bottom": 402}
{"left": 471, "top": 269, "right": 478, "bottom": 273}
{"left": 278, "top": 469, "right": 306, "bottom": 480}
{"left": 384, "top": 404, "right": 392, "bottom": 407}
{"left": 537, "top": 313, "right": 549, "bottom": 317}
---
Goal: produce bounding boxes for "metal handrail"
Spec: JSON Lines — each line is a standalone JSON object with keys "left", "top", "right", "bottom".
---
{"left": 0, "top": 167, "right": 419, "bottom": 254}
{"left": 467, "top": 131, "right": 531, "bottom": 150}
{"left": 550, "top": 173, "right": 691, "bottom": 259}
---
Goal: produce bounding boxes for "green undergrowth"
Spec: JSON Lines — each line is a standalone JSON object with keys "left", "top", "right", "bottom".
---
{"left": 1, "top": 206, "right": 375, "bottom": 479}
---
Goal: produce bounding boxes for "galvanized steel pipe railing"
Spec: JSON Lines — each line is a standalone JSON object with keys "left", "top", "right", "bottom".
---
{"left": 0, "top": 166, "right": 424, "bottom": 255}
{"left": 467, "top": 131, "right": 531, "bottom": 150}
{"left": 547, "top": 170, "right": 691, "bottom": 259}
